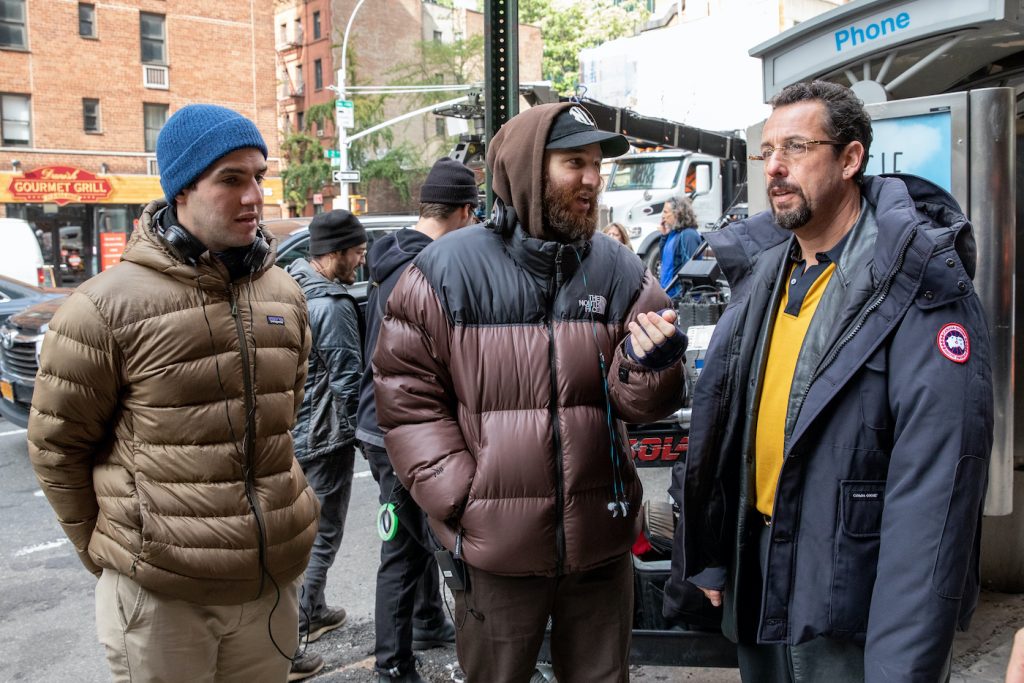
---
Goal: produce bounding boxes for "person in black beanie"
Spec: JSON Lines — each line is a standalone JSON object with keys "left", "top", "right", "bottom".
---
{"left": 356, "top": 157, "right": 478, "bottom": 683}
{"left": 286, "top": 209, "right": 368, "bottom": 673}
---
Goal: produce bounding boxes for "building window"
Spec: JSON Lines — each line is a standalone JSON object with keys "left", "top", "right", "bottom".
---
{"left": 433, "top": 30, "right": 442, "bottom": 43}
{"left": 312, "top": 11, "right": 321, "bottom": 40}
{"left": 78, "top": 3, "right": 96, "bottom": 38}
{"left": 83, "top": 98, "right": 100, "bottom": 133}
{"left": 294, "top": 64, "right": 303, "bottom": 94}
{"left": 296, "top": 111, "right": 304, "bottom": 131}
{"left": 435, "top": 117, "right": 445, "bottom": 137}
{"left": 314, "top": 59, "right": 323, "bottom": 91}
{"left": 0, "top": 0, "right": 27, "bottom": 49}
{"left": 1, "top": 94, "right": 30, "bottom": 146}
{"left": 279, "top": 22, "right": 287, "bottom": 44}
{"left": 294, "top": 18, "right": 302, "bottom": 44}
{"left": 140, "top": 12, "right": 165, "bottom": 64}
{"left": 143, "top": 103, "right": 168, "bottom": 152}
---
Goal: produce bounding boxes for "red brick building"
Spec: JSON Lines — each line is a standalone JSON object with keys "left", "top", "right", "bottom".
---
{"left": 0, "top": 0, "right": 284, "bottom": 285}
{"left": 275, "top": 0, "right": 542, "bottom": 216}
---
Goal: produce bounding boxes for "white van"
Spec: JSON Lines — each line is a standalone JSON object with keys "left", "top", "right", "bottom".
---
{"left": 0, "top": 218, "right": 44, "bottom": 286}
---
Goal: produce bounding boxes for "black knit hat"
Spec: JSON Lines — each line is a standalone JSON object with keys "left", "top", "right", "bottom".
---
{"left": 308, "top": 209, "right": 367, "bottom": 256}
{"left": 419, "top": 157, "right": 479, "bottom": 206}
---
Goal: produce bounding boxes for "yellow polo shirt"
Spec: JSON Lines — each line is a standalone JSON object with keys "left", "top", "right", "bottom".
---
{"left": 755, "top": 259, "right": 837, "bottom": 516}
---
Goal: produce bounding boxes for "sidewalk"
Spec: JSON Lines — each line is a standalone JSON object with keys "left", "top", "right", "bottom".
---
{"left": 952, "top": 589, "right": 1024, "bottom": 682}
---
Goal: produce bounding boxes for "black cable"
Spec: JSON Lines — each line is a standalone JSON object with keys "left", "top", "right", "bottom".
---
{"left": 571, "top": 247, "right": 628, "bottom": 515}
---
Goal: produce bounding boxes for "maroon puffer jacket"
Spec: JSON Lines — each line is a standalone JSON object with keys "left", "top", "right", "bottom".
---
{"left": 374, "top": 219, "right": 684, "bottom": 576}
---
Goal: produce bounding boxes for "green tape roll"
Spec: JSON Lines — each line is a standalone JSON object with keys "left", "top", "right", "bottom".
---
{"left": 377, "top": 502, "right": 398, "bottom": 541}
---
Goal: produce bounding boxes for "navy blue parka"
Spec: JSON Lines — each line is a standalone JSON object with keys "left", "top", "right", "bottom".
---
{"left": 664, "top": 174, "right": 994, "bottom": 682}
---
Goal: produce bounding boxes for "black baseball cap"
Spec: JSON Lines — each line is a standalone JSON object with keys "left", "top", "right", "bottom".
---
{"left": 545, "top": 105, "right": 630, "bottom": 158}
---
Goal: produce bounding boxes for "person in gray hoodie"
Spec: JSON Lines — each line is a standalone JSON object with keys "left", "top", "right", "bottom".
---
{"left": 287, "top": 209, "right": 367, "bottom": 678}
{"left": 355, "top": 158, "right": 478, "bottom": 683}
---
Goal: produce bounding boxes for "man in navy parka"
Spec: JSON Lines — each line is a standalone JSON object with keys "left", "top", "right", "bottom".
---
{"left": 664, "top": 81, "right": 994, "bottom": 682}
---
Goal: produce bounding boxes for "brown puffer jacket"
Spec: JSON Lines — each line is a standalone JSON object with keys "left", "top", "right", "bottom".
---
{"left": 374, "top": 103, "right": 685, "bottom": 577}
{"left": 27, "top": 200, "right": 318, "bottom": 605}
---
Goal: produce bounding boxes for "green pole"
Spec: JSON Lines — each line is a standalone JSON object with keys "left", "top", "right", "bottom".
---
{"left": 483, "top": 0, "right": 519, "bottom": 214}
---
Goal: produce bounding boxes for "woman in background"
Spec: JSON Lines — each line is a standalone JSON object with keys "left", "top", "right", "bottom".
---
{"left": 603, "top": 222, "right": 633, "bottom": 251}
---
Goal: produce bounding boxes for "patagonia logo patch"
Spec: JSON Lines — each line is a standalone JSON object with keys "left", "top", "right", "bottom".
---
{"left": 267, "top": 315, "right": 286, "bottom": 326}
{"left": 937, "top": 323, "right": 969, "bottom": 363}
{"left": 579, "top": 294, "right": 607, "bottom": 316}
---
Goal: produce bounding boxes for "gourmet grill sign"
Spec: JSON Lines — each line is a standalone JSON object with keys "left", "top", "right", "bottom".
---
{"left": 8, "top": 166, "right": 113, "bottom": 205}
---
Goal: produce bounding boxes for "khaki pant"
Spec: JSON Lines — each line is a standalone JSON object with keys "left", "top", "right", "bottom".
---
{"left": 454, "top": 553, "right": 633, "bottom": 683}
{"left": 95, "top": 569, "right": 300, "bottom": 683}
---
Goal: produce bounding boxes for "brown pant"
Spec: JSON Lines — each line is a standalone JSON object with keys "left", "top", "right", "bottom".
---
{"left": 95, "top": 569, "right": 300, "bottom": 683}
{"left": 454, "top": 552, "right": 633, "bottom": 683}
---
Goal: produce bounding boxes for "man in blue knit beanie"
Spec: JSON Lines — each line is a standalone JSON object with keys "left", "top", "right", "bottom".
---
{"left": 27, "top": 103, "right": 325, "bottom": 682}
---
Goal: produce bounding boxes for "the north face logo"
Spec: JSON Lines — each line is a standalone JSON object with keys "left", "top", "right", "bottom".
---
{"left": 569, "top": 106, "right": 596, "bottom": 127}
{"left": 579, "top": 294, "right": 607, "bottom": 316}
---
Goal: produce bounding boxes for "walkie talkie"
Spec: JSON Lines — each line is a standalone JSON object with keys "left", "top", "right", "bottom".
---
{"left": 435, "top": 533, "right": 468, "bottom": 591}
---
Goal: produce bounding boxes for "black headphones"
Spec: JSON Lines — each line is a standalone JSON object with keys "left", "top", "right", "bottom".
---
{"left": 157, "top": 205, "right": 270, "bottom": 272}
{"left": 488, "top": 197, "right": 518, "bottom": 237}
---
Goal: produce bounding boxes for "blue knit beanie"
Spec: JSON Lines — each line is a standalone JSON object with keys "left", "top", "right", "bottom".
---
{"left": 156, "top": 104, "right": 268, "bottom": 203}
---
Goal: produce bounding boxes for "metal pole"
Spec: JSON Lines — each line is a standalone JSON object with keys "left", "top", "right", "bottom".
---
{"left": 334, "top": 0, "right": 368, "bottom": 212}
{"left": 483, "top": 0, "right": 519, "bottom": 212}
{"left": 347, "top": 96, "right": 471, "bottom": 144}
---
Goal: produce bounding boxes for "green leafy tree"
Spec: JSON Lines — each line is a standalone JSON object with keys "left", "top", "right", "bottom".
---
{"left": 386, "top": 30, "right": 485, "bottom": 162}
{"left": 344, "top": 48, "right": 425, "bottom": 204}
{"left": 280, "top": 131, "right": 331, "bottom": 215}
{"left": 280, "top": 47, "right": 421, "bottom": 212}
{"left": 281, "top": 16, "right": 492, "bottom": 211}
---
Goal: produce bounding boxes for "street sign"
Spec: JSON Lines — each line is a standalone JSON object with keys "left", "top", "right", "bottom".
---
{"left": 312, "top": 193, "right": 323, "bottom": 205}
{"left": 332, "top": 170, "right": 361, "bottom": 183}
{"left": 336, "top": 99, "right": 355, "bottom": 129}
{"left": 323, "top": 149, "right": 341, "bottom": 159}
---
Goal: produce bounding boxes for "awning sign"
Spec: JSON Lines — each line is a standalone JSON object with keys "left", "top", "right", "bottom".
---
{"left": 8, "top": 166, "right": 113, "bottom": 206}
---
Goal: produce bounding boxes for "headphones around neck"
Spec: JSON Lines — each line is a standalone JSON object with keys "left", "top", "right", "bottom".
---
{"left": 488, "top": 197, "right": 518, "bottom": 237}
{"left": 157, "top": 206, "right": 270, "bottom": 272}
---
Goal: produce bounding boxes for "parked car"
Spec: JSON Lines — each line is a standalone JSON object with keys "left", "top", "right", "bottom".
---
{"left": 268, "top": 212, "right": 418, "bottom": 306}
{"left": 0, "top": 274, "right": 68, "bottom": 325}
{"left": 0, "top": 214, "right": 417, "bottom": 428}
{"left": 0, "top": 296, "right": 67, "bottom": 427}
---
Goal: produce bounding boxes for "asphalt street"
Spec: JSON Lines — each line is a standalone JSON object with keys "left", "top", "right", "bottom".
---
{"left": 0, "top": 415, "right": 1020, "bottom": 682}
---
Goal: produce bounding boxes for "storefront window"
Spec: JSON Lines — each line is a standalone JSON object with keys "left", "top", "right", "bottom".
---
{"left": 11, "top": 203, "right": 143, "bottom": 286}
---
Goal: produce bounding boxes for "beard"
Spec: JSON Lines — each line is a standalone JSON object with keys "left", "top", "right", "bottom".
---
{"left": 768, "top": 178, "right": 812, "bottom": 231}
{"left": 543, "top": 177, "right": 598, "bottom": 242}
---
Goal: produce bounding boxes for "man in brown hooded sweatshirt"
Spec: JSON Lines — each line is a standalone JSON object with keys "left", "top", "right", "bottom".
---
{"left": 372, "top": 102, "right": 686, "bottom": 682}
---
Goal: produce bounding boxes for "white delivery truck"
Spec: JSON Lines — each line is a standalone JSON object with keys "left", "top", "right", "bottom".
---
{"left": 599, "top": 149, "right": 741, "bottom": 271}
{"left": 0, "top": 218, "right": 44, "bottom": 286}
